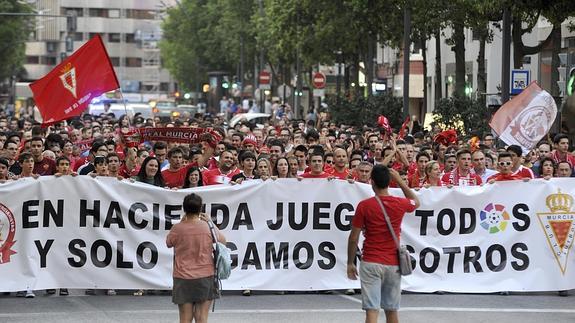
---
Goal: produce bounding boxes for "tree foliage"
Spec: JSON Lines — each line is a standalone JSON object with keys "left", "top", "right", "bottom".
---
{"left": 326, "top": 93, "right": 403, "bottom": 129}
{"left": 160, "top": 0, "right": 257, "bottom": 91}
{"left": 0, "top": 0, "right": 33, "bottom": 82}
{"left": 432, "top": 95, "right": 491, "bottom": 135}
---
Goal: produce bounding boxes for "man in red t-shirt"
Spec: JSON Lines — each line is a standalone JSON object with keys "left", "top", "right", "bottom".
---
{"left": 300, "top": 150, "right": 330, "bottom": 179}
{"left": 161, "top": 147, "right": 192, "bottom": 188}
{"left": 550, "top": 134, "right": 575, "bottom": 171}
{"left": 30, "top": 136, "right": 56, "bottom": 176}
{"left": 202, "top": 150, "right": 240, "bottom": 185}
{"left": 329, "top": 148, "right": 351, "bottom": 180}
{"left": 441, "top": 149, "right": 482, "bottom": 186}
{"left": 487, "top": 152, "right": 521, "bottom": 183}
{"left": 506, "top": 145, "right": 534, "bottom": 179}
{"left": 347, "top": 165, "right": 419, "bottom": 323}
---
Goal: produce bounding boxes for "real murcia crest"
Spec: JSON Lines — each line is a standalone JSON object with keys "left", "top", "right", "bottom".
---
{"left": 537, "top": 189, "right": 575, "bottom": 274}
{"left": 59, "top": 62, "right": 77, "bottom": 98}
{"left": 0, "top": 203, "right": 17, "bottom": 264}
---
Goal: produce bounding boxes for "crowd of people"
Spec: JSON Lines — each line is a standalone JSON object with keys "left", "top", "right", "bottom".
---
{"left": 1, "top": 106, "right": 573, "bottom": 305}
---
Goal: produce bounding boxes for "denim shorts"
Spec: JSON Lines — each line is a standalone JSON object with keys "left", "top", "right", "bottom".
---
{"left": 359, "top": 261, "right": 402, "bottom": 311}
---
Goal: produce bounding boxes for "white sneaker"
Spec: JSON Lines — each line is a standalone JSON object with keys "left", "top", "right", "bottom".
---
{"left": 106, "top": 289, "right": 116, "bottom": 296}
{"left": 25, "top": 290, "right": 35, "bottom": 298}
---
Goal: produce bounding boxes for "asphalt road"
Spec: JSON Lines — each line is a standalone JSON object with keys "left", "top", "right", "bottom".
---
{"left": 0, "top": 289, "right": 573, "bottom": 323}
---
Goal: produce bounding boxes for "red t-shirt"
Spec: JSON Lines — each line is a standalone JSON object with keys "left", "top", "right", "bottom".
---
{"left": 34, "top": 157, "right": 56, "bottom": 176}
{"left": 407, "top": 161, "right": 417, "bottom": 177}
{"left": 487, "top": 173, "right": 521, "bottom": 182}
{"left": 441, "top": 169, "right": 482, "bottom": 186}
{"left": 512, "top": 165, "right": 534, "bottom": 179}
{"left": 352, "top": 195, "right": 417, "bottom": 265}
{"left": 407, "top": 169, "right": 424, "bottom": 188}
{"left": 119, "top": 164, "right": 139, "bottom": 179}
{"left": 162, "top": 162, "right": 198, "bottom": 188}
{"left": 551, "top": 150, "right": 575, "bottom": 168}
{"left": 202, "top": 167, "right": 241, "bottom": 186}
{"left": 301, "top": 171, "right": 331, "bottom": 178}
{"left": 73, "top": 156, "right": 88, "bottom": 172}
{"left": 330, "top": 167, "right": 351, "bottom": 180}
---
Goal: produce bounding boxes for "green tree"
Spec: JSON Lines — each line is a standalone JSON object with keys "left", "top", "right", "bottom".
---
{"left": 160, "top": 0, "right": 257, "bottom": 92}
{"left": 433, "top": 96, "right": 491, "bottom": 135}
{"left": 327, "top": 93, "right": 403, "bottom": 129}
{"left": 0, "top": 0, "right": 33, "bottom": 84}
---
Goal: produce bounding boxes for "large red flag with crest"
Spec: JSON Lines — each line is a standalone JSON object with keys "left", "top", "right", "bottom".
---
{"left": 29, "top": 35, "right": 119, "bottom": 125}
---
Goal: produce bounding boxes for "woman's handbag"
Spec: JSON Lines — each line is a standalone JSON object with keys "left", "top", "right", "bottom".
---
{"left": 207, "top": 220, "right": 232, "bottom": 280}
{"left": 374, "top": 196, "right": 413, "bottom": 276}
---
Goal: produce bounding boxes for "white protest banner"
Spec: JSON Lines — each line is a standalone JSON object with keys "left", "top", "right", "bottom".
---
{"left": 0, "top": 177, "right": 574, "bottom": 293}
{"left": 489, "top": 82, "right": 557, "bottom": 153}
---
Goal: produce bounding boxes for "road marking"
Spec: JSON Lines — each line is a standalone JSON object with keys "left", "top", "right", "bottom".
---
{"left": 338, "top": 295, "right": 575, "bottom": 313}
{"left": 2, "top": 306, "right": 575, "bottom": 317}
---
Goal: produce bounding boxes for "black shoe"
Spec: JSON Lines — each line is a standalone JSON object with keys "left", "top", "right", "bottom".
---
{"left": 59, "top": 289, "right": 69, "bottom": 296}
{"left": 558, "top": 290, "right": 568, "bottom": 297}
{"left": 46, "top": 289, "right": 56, "bottom": 295}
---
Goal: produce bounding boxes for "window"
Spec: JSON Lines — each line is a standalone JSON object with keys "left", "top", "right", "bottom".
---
{"left": 89, "top": 32, "right": 104, "bottom": 40}
{"left": 88, "top": 8, "right": 107, "bottom": 17}
{"left": 41, "top": 56, "right": 57, "bottom": 65}
{"left": 108, "top": 9, "right": 120, "bottom": 18}
{"left": 46, "top": 41, "right": 57, "bottom": 53}
{"left": 67, "top": 32, "right": 83, "bottom": 41}
{"left": 125, "top": 57, "right": 142, "bottom": 67}
{"left": 26, "top": 56, "right": 39, "bottom": 64}
{"left": 125, "top": 33, "right": 136, "bottom": 43}
{"left": 110, "top": 57, "right": 120, "bottom": 67}
{"left": 125, "top": 9, "right": 154, "bottom": 19}
{"left": 61, "top": 8, "right": 83, "bottom": 17}
{"left": 565, "top": 37, "right": 575, "bottom": 48}
{"left": 160, "top": 82, "right": 170, "bottom": 92}
{"left": 108, "top": 33, "right": 121, "bottom": 43}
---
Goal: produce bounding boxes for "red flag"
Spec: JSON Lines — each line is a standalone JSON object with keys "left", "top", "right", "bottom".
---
{"left": 398, "top": 116, "right": 410, "bottom": 139}
{"left": 29, "top": 35, "right": 119, "bottom": 125}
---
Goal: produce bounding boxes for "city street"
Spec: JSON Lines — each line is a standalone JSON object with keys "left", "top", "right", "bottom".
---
{"left": 0, "top": 289, "right": 573, "bottom": 323}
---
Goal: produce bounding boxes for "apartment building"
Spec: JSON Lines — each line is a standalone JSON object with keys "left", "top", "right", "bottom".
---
{"left": 17, "top": 0, "right": 176, "bottom": 101}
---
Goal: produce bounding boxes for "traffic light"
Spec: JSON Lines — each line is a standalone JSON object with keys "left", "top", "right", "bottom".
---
{"left": 222, "top": 76, "right": 229, "bottom": 89}
{"left": 568, "top": 67, "right": 575, "bottom": 97}
{"left": 464, "top": 83, "right": 473, "bottom": 97}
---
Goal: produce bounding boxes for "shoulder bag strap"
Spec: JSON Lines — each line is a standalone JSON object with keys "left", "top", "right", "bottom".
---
{"left": 374, "top": 195, "right": 401, "bottom": 249}
{"left": 206, "top": 219, "right": 218, "bottom": 267}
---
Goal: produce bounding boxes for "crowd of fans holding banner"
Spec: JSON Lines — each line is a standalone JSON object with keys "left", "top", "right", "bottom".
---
{"left": 1, "top": 106, "right": 574, "bottom": 301}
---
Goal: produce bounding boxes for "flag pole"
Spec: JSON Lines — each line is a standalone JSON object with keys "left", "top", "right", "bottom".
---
{"left": 117, "top": 88, "right": 132, "bottom": 128}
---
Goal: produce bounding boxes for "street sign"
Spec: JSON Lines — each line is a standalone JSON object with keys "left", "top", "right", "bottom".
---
{"left": 312, "top": 72, "right": 326, "bottom": 89}
{"left": 511, "top": 70, "right": 530, "bottom": 95}
{"left": 259, "top": 70, "right": 271, "bottom": 90}
{"left": 313, "top": 89, "right": 325, "bottom": 97}
{"left": 277, "top": 84, "right": 292, "bottom": 100}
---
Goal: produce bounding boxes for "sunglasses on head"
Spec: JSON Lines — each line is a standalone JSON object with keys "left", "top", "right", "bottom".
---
{"left": 498, "top": 161, "right": 512, "bottom": 166}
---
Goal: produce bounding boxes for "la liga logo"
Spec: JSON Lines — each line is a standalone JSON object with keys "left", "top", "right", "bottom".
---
{"left": 480, "top": 203, "right": 510, "bottom": 234}
{"left": 0, "top": 202, "right": 17, "bottom": 264}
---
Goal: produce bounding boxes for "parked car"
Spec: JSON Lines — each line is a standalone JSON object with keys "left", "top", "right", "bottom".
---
{"left": 152, "top": 100, "right": 177, "bottom": 122}
{"left": 229, "top": 113, "right": 271, "bottom": 129}
{"left": 89, "top": 102, "right": 153, "bottom": 120}
{"left": 175, "top": 104, "right": 199, "bottom": 119}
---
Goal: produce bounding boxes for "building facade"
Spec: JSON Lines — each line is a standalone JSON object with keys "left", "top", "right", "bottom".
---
{"left": 17, "top": 0, "right": 177, "bottom": 101}
{"left": 376, "top": 17, "right": 575, "bottom": 128}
